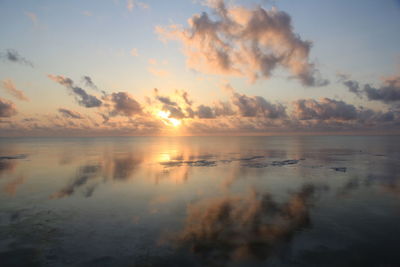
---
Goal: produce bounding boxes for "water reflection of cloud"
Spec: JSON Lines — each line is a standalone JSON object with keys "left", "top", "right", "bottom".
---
{"left": 51, "top": 153, "right": 143, "bottom": 199}
{"left": 172, "top": 185, "right": 315, "bottom": 266}
{"left": 50, "top": 165, "right": 100, "bottom": 199}
{"left": 335, "top": 155, "right": 400, "bottom": 199}
{"left": 3, "top": 175, "right": 25, "bottom": 196}
{"left": 0, "top": 154, "right": 25, "bottom": 176}
{"left": 112, "top": 154, "right": 142, "bottom": 180}
{"left": 0, "top": 159, "right": 16, "bottom": 176}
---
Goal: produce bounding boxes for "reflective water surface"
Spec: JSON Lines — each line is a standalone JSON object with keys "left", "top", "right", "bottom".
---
{"left": 1, "top": 136, "right": 400, "bottom": 266}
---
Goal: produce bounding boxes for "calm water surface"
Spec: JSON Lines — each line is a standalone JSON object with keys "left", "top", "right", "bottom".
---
{"left": 0, "top": 136, "right": 400, "bottom": 266}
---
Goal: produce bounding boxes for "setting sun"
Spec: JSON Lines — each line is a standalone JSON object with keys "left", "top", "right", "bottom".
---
{"left": 157, "top": 110, "right": 181, "bottom": 127}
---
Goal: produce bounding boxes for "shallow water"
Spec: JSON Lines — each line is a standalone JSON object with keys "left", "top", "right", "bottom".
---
{"left": 0, "top": 136, "right": 400, "bottom": 266}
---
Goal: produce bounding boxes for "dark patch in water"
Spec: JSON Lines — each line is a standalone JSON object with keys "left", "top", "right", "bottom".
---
{"left": 160, "top": 160, "right": 217, "bottom": 167}
{"left": 238, "top": 156, "right": 265, "bottom": 161}
{"left": 0, "top": 154, "right": 27, "bottom": 160}
{"left": 0, "top": 248, "right": 40, "bottom": 267}
{"left": 331, "top": 167, "right": 347, "bottom": 172}
{"left": 241, "top": 162, "right": 269, "bottom": 168}
{"left": 271, "top": 159, "right": 299, "bottom": 166}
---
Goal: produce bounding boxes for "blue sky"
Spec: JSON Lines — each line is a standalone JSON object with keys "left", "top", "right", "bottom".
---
{"left": 0, "top": 0, "right": 400, "bottom": 135}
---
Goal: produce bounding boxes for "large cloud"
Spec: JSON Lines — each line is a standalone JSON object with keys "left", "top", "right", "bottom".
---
{"left": 156, "top": 0, "right": 327, "bottom": 86}
{"left": 0, "top": 98, "right": 17, "bottom": 117}
{"left": 48, "top": 75, "right": 102, "bottom": 108}
{"left": 1, "top": 79, "right": 29, "bottom": 101}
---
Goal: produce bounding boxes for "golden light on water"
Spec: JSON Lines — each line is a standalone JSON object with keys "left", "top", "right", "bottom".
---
{"left": 157, "top": 110, "right": 182, "bottom": 127}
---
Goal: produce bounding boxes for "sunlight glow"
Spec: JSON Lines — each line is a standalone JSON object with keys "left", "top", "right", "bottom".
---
{"left": 157, "top": 110, "right": 182, "bottom": 127}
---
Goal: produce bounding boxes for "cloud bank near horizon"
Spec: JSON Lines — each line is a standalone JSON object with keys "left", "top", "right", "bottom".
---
{"left": 0, "top": 73, "right": 399, "bottom": 136}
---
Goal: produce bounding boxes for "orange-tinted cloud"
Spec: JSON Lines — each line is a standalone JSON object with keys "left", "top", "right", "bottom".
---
{"left": 156, "top": 0, "right": 328, "bottom": 86}
{"left": 1, "top": 79, "right": 29, "bottom": 101}
{"left": 0, "top": 97, "right": 17, "bottom": 117}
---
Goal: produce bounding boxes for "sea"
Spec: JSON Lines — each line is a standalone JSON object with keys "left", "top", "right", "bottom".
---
{"left": 0, "top": 136, "right": 400, "bottom": 266}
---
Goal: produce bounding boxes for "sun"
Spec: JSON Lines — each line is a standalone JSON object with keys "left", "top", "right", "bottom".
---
{"left": 157, "top": 110, "right": 182, "bottom": 127}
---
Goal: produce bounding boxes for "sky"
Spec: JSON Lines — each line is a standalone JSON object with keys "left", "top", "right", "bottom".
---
{"left": 0, "top": 0, "right": 400, "bottom": 136}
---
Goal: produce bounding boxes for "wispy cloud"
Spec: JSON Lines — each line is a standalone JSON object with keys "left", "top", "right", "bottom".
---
{"left": 109, "top": 92, "right": 143, "bottom": 116}
{"left": 25, "top": 11, "right": 38, "bottom": 26}
{"left": 341, "top": 73, "right": 400, "bottom": 104}
{"left": 1, "top": 79, "right": 29, "bottom": 101}
{"left": 82, "top": 11, "right": 92, "bottom": 17}
{"left": 0, "top": 49, "right": 34, "bottom": 67}
{"left": 126, "top": 0, "right": 149, "bottom": 11}
{"left": 130, "top": 48, "right": 139, "bottom": 57}
{"left": 58, "top": 108, "right": 84, "bottom": 119}
{"left": 147, "top": 58, "right": 170, "bottom": 77}
{"left": 48, "top": 75, "right": 103, "bottom": 108}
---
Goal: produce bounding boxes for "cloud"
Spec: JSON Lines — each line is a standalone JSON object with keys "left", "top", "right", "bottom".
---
{"left": 343, "top": 80, "right": 361, "bottom": 97}
{"left": 153, "top": 87, "right": 287, "bottom": 122}
{"left": 148, "top": 67, "right": 170, "bottom": 77}
{"left": 126, "top": 0, "right": 149, "bottom": 11}
{"left": 153, "top": 89, "right": 189, "bottom": 119}
{"left": 231, "top": 92, "right": 287, "bottom": 118}
{"left": 1, "top": 80, "right": 399, "bottom": 136}
{"left": 364, "top": 75, "right": 400, "bottom": 103}
{"left": 156, "top": 96, "right": 177, "bottom": 106}
{"left": 82, "top": 11, "right": 92, "bottom": 17}
{"left": 48, "top": 74, "right": 102, "bottom": 108}
{"left": 130, "top": 48, "right": 139, "bottom": 57}
{"left": 127, "top": 0, "right": 134, "bottom": 11}
{"left": 58, "top": 108, "right": 83, "bottom": 119}
{"left": 0, "top": 49, "right": 33, "bottom": 67}
{"left": 213, "top": 100, "right": 235, "bottom": 116}
{"left": 196, "top": 104, "right": 216, "bottom": 118}
{"left": 156, "top": 1, "right": 327, "bottom": 86}
{"left": 82, "top": 76, "right": 98, "bottom": 90}
{"left": 25, "top": 12, "right": 38, "bottom": 26}
{"left": 0, "top": 98, "right": 17, "bottom": 117}
{"left": 1, "top": 79, "right": 29, "bottom": 101}
{"left": 81, "top": 75, "right": 107, "bottom": 96}
{"left": 110, "top": 92, "right": 142, "bottom": 116}
{"left": 293, "top": 98, "right": 358, "bottom": 121}
{"left": 178, "top": 90, "right": 193, "bottom": 106}
{"left": 147, "top": 59, "right": 170, "bottom": 77}
{"left": 342, "top": 73, "right": 400, "bottom": 104}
